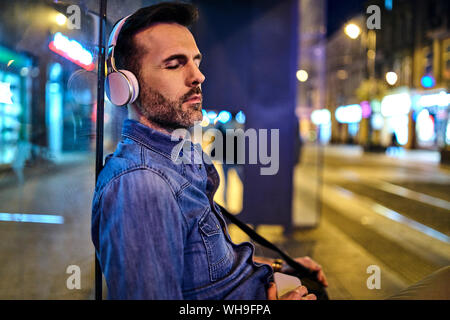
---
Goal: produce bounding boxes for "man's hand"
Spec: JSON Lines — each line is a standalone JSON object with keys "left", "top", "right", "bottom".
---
{"left": 253, "top": 255, "right": 328, "bottom": 287}
{"left": 267, "top": 282, "right": 316, "bottom": 300}
{"left": 289, "top": 256, "right": 328, "bottom": 287}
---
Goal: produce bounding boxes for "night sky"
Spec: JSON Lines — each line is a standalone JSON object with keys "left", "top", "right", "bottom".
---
{"left": 327, "top": 0, "right": 369, "bottom": 37}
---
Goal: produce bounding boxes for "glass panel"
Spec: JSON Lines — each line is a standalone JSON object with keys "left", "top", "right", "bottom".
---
{"left": 0, "top": 0, "right": 100, "bottom": 299}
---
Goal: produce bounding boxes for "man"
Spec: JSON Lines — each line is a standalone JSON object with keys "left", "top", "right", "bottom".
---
{"left": 91, "top": 2, "right": 327, "bottom": 300}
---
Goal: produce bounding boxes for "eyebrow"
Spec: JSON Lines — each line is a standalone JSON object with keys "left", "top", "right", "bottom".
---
{"left": 162, "top": 53, "right": 202, "bottom": 64}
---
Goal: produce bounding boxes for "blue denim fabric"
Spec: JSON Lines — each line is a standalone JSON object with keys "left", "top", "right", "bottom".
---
{"left": 91, "top": 119, "right": 272, "bottom": 299}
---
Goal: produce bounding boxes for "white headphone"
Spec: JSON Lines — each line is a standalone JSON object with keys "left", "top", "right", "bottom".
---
{"left": 105, "top": 15, "right": 140, "bottom": 106}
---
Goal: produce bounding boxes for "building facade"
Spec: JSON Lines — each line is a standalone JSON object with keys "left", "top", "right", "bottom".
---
{"left": 325, "top": 0, "right": 450, "bottom": 152}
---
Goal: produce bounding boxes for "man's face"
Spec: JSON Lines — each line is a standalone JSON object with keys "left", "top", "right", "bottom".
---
{"left": 133, "top": 23, "right": 205, "bottom": 130}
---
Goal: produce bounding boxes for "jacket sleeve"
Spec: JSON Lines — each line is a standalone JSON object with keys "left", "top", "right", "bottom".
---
{"left": 97, "top": 168, "right": 186, "bottom": 299}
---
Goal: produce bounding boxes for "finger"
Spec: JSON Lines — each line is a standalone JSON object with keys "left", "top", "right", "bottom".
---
{"left": 294, "top": 285, "right": 309, "bottom": 297}
{"left": 318, "top": 270, "right": 328, "bottom": 287}
{"left": 300, "top": 256, "right": 312, "bottom": 266}
{"left": 308, "top": 261, "right": 321, "bottom": 271}
{"left": 267, "top": 282, "right": 277, "bottom": 300}
{"left": 302, "top": 294, "right": 317, "bottom": 300}
{"left": 280, "top": 285, "right": 308, "bottom": 300}
{"left": 296, "top": 256, "right": 320, "bottom": 270}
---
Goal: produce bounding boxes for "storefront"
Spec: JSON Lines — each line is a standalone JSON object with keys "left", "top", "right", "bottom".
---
{"left": 0, "top": 45, "right": 32, "bottom": 166}
{"left": 380, "top": 90, "right": 412, "bottom": 147}
{"left": 414, "top": 90, "right": 449, "bottom": 150}
{"left": 334, "top": 104, "right": 362, "bottom": 144}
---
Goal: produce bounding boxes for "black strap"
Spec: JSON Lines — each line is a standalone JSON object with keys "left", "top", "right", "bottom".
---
{"left": 215, "top": 203, "right": 319, "bottom": 281}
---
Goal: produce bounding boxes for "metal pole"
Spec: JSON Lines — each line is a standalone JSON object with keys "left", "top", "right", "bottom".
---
{"left": 94, "top": 0, "right": 107, "bottom": 301}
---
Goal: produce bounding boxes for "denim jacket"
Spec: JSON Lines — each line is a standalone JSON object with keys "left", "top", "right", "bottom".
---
{"left": 91, "top": 119, "right": 272, "bottom": 299}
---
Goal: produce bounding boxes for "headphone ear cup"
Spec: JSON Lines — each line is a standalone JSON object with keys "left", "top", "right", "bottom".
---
{"left": 106, "top": 71, "right": 132, "bottom": 106}
{"left": 105, "top": 70, "right": 139, "bottom": 106}
{"left": 119, "top": 70, "right": 139, "bottom": 104}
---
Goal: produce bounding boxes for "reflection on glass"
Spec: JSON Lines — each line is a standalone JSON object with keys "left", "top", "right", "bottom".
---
{"left": 0, "top": 0, "right": 99, "bottom": 299}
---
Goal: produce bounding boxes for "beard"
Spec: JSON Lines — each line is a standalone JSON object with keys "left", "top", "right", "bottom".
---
{"left": 135, "top": 83, "right": 203, "bottom": 131}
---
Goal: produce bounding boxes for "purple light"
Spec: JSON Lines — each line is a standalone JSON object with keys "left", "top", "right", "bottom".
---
{"left": 360, "top": 101, "right": 372, "bottom": 118}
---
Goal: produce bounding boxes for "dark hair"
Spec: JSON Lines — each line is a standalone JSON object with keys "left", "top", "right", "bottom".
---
{"left": 114, "top": 2, "right": 198, "bottom": 77}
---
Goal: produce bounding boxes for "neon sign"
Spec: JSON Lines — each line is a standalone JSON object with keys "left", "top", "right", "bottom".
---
{"left": 49, "top": 32, "right": 94, "bottom": 71}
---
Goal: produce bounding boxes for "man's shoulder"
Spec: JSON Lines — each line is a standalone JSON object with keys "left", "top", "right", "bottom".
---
{"left": 95, "top": 155, "right": 169, "bottom": 194}
{"left": 94, "top": 148, "right": 187, "bottom": 199}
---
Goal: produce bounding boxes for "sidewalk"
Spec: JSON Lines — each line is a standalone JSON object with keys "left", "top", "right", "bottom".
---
{"left": 0, "top": 152, "right": 94, "bottom": 190}
{"left": 229, "top": 203, "right": 409, "bottom": 300}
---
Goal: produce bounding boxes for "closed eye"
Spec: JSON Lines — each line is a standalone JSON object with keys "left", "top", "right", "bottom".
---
{"left": 162, "top": 53, "right": 202, "bottom": 70}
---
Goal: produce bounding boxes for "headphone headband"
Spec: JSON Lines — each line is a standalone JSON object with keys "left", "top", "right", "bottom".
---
{"left": 108, "top": 15, "right": 131, "bottom": 48}
{"left": 106, "top": 14, "right": 139, "bottom": 106}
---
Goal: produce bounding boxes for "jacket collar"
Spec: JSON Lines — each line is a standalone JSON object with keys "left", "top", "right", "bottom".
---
{"left": 121, "top": 119, "right": 199, "bottom": 162}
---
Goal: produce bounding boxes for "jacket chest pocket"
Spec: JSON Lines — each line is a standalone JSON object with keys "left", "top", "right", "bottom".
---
{"left": 199, "top": 211, "right": 234, "bottom": 282}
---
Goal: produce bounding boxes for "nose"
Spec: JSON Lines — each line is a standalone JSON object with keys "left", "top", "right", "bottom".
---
{"left": 186, "top": 62, "right": 205, "bottom": 87}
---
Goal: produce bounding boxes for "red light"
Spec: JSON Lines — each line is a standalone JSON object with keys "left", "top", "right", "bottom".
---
{"left": 49, "top": 41, "right": 95, "bottom": 71}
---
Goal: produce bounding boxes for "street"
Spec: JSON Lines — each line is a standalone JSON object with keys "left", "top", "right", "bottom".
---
{"left": 289, "top": 144, "right": 450, "bottom": 299}
{"left": 0, "top": 145, "right": 449, "bottom": 299}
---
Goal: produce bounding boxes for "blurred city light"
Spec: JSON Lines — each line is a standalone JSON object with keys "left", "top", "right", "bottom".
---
{"left": 0, "top": 81, "right": 13, "bottom": 104}
{"left": 311, "top": 109, "right": 331, "bottom": 125}
{"left": 0, "top": 45, "right": 31, "bottom": 69}
{"left": 236, "top": 110, "right": 246, "bottom": 124}
{"left": 296, "top": 69, "right": 308, "bottom": 82}
{"left": 360, "top": 101, "right": 372, "bottom": 118}
{"left": 20, "top": 67, "right": 29, "bottom": 77}
{"left": 418, "top": 91, "right": 449, "bottom": 108}
{"left": 49, "top": 32, "right": 95, "bottom": 71}
{"left": 367, "top": 49, "right": 376, "bottom": 60}
{"left": 370, "top": 100, "right": 381, "bottom": 113}
{"left": 416, "top": 109, "right": 435, "bottom": 142}
{"left": 371, "top": 113, "right": 384, "bottom": 130}
{"left": 207, "top": 110, "right": 217, "bottom": 120}
{"left": 200, "top": 111, "right": 210, "bottom": 127}
{"left": 337, "top": 69, "right": 348, "bottom": 80}
{"left": 381, "top": 93, "right": 411, "bottom": 117}
{"left": 389, "top": 115, "right": 409, "bottom": 145}
{"left": 447, "top": 123, "right": 450, "bottom": 144}
{"left": 0, "top": 213, "right": 64, "bottom": 224}
{"left": 385, "top": 71, "right": 398, "bottom": 85}
{"left": 55, "top": 13, "right": 67, "bottom": 26}
{"left": 335, "top": 104, "right": 362, "bottom": 123}
{"left": 344, "top": 23, "right": 361, "bottom": 39}
{"left": 420, "top": 75, "right": 435, "bottom": 88}
{"left": 217, "top": 110, "right": 232, "bottom": 124}
{"left": 385, "top": 0, "right": 393, "bottom": 10}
